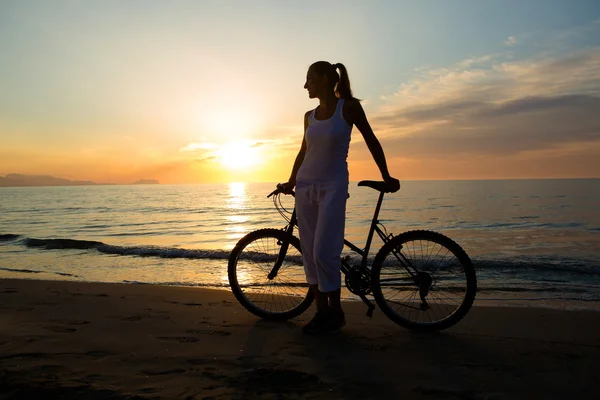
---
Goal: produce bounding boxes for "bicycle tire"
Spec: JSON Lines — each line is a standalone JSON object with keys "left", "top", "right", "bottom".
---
{"left": 371, "top": 230, "right": 476, "bottom": 331}
{"left": 228, "top": 228, "right": 313, "bottom": 320}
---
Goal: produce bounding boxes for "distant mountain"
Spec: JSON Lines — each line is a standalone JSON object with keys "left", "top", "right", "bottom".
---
{"left": 132, "top": 179, "right": 160, "bottom": 185}
{"left": 0, "top": 174, "right": 98, "bottom": 187}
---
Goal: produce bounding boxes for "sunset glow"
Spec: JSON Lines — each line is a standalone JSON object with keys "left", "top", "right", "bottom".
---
{"left": 0, "top": 2, "right": 598, "bottom": 185}
{"left": 218, "top": 141, "right": 262, "bottom": 170}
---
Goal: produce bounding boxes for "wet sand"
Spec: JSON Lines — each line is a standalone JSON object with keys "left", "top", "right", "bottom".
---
{"left": 0, "top": 278, "right": 599, "bottom": 399}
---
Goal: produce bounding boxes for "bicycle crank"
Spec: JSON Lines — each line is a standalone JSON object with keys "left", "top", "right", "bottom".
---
{"left": 345, "top": 266, "right": 372, "bottom": 296}
{"left": 345, "top": 266, "right": 376, "bottom": 318}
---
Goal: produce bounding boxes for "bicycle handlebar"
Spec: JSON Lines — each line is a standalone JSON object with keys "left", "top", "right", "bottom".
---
{"left": 268, "top": 179, "right": 400, "bottom": 198}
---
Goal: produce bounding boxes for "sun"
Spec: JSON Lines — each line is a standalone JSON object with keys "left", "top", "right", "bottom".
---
{"left": 218, "top": 141, "right": 261, "bottom": 170}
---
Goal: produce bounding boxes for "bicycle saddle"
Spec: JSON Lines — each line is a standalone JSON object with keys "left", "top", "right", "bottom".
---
{"left": 358, "top": 180, "right": 397, "bottom": 193}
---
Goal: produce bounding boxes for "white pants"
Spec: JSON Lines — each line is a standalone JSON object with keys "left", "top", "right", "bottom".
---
{"left": 295, "top": 181, "right": 347, "bottom": 293}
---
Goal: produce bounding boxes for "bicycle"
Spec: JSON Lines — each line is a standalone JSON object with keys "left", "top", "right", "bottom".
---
{"left": 227, "top": 181, "right": 476, "bottom": 331}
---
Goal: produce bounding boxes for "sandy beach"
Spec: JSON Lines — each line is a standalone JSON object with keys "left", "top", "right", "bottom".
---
{"left": 0, "top": 278, "right": 599, "bottom": 399}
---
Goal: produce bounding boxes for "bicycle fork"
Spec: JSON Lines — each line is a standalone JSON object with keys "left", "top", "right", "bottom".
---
{"left": 267, "top": 222, "right": 295, "bottom": 280}
{"left": 267, "top": 239, "right": 289, "bottom": 280}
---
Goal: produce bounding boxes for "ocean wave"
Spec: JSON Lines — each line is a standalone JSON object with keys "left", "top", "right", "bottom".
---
{"left": 437, "top": 221, "right": 590, "bottom": 231}
{"left": 8, "top": 235, "right": 600, "bottom": 275}
{"left": 0, "top": 266, "right": 78, "bottom": 277}
{"left": 474, "top": 259, "right": 600, "bottom": 275}
{"left": 0, "top": 266, "right": 42, "bottom": 274}
{"left": 17, "top": 236, "right": 232, "bottom": 260}
{"left": 478, "top": 286, "right": 588, "bottom": 293}
{"left": 98, "top": 245, "right": 232, "bottom": 260}
{"left": 537, "top": 222, "right": 585, "bottom": 228}
{"left": 0, "top": 234, "right": 21, "bottom": 241}
{"left": 122, "top": 280, "right": 230, "bottom": 288}
{"left": 24, "top": 238, "right": 104, "bottom": 249}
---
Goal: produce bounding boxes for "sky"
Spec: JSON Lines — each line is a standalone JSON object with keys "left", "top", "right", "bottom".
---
{"left": 1, "top": 0, "right": 599, "bottom": 184}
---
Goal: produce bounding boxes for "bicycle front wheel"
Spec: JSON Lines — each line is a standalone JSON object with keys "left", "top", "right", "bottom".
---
{"left": 371, "top": 230, "right": 476, "bottom": 331}
{"left": 228, "top": 229, "right": 313, "bottom": 320}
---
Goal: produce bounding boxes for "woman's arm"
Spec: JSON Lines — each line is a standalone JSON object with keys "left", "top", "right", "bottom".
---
{"left": 282, "top": 110, "right": 310, "bottom": 191}
{"left": 345, "top": 99, "right": 400, "bottom": 191}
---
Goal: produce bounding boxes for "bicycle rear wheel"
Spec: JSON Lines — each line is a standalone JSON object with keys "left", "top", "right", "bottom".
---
{"left": 228, "top": 228, "right": 313, "bottom": 320}
{"left": 371, "top": 230, "right": 476, "bottom": 331}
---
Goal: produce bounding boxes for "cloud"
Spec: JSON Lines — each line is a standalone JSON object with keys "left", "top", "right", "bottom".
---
{"left": 457, "top": 54, "right": 497, "bottom": 68}
{"left": 195, "top": 155, "right": 217, "bottom": 162}
{"left": 504, "top": 36, "right": 517, "bottom": 46}
{"left": 482, "top": 94, "right": 600, "bottom": 117}
{"left": 250, "top": 140, "right": 273, "bottom": 148}
{"left": 371, "top": 42, "right": 600, "bottom": 163}
{"left": 179, "top": 142, "right": 219, "bottom": 152}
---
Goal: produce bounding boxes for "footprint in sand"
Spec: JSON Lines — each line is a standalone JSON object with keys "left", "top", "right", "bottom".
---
{"left": 51, "top": 319, "right": 90, "bottom": 325}
{"left": 43, "top": 326, "right": 77, "bottom": 333}
{"left": 139, "top": 368, "right": 186, "bottom": 376}
{"left": 0, "top": 352, "right": 46, "bottom": 360}
{"left": 32, "top": 301, "right": 59, "bottom": 307}
{"left": 165, "top": 301, "right": 203, "bottom": 306}
{"left": 26, "top": 336, "right": 45, "bottom": 343}
{"left": 232, "top": 368, "right": 324, "bottom": 391}
{"left": 413, "top": 386, "right": 477, "bottom": 398}
{"left": 37, "top": 364, "right": 68, "bottom": 373}
{"left": 85, "top": 350, "right": 114, "bottom": 358}
{"left": 185, "top": 329, "right": 231, "bottom": 337}
{"left": 121, "top": 316, "right": 143, "bottom": 322}
{"left": 137, "top": 388, "right": 157, "bottom": 394}
{"left": 157, "top": 336, "right": 199, "bottom": 343}
{"left": 208, "top": 300, "right": 234, "bottom": 307}
{"left": 186, "top": 358, "right": 210, "bottom": 366}
{"left": 118, "top": 314, "right": 170, "bottom": 322}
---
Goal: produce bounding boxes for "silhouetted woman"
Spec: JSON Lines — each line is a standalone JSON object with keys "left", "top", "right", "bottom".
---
{"left": 281, "top": 61, "right": 400, "bottom": 334}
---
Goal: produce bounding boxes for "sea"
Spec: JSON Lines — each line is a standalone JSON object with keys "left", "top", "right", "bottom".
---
{"left": 1, "top": 179, "right": 599, "bottom": 311}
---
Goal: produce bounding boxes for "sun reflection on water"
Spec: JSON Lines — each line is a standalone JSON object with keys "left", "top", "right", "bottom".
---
{"left": 227, "top": 215, "right": 249, "bottom": 224}
{"left": 225, "top": 182, "right": 249, "bottom": 240}
{"left": 225, "top": 224, "right": 247, "bottom": 239}
{"left": 227, "top": 182, "right": 247, "bottom": 210}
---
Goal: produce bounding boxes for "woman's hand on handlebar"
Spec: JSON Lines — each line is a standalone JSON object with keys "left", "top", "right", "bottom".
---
{"left": 278, "top": 181, "right": 296, "bottom": 195}
{"left": 267, "top": 182, "right": 295, "bottom": 198}
{"left": 384, "top": 176, "right": 401, "bottom": 193}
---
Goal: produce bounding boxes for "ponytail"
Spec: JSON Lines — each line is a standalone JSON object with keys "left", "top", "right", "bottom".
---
{"left": 333, "top": 63, "right": 355, "bottom": 100}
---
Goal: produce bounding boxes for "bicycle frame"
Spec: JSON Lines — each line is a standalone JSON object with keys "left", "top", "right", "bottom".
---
{"left": 277, "top": 190, "right": 390, "bottom": 265}
{"left": 341, "top": 190, "right": 390, "bottom": 272}
{"left": 267, "top": 189, "right": 405, "bottom": 316}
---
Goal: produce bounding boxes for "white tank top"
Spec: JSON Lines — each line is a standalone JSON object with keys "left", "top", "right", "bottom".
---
{"left": 297, "top": 99, "right": 352, "bottom": 184}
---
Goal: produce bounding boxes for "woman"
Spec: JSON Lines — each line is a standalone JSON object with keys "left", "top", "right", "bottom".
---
{"left": 281, "top": 61, "right": 400, "bottom": 334}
